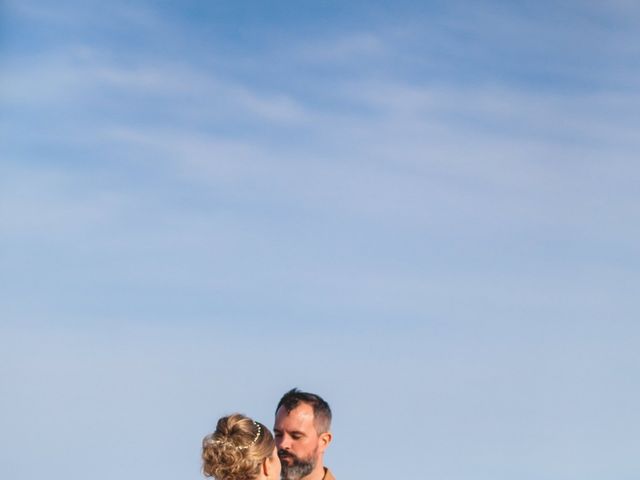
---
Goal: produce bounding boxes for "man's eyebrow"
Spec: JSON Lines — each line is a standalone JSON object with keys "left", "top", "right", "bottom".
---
{"left": 273, "top": 428, "right": 306, "bottom": 436}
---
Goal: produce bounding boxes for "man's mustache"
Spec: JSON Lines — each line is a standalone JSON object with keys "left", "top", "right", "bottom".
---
{"left": 278, "top": 449, "right": 296, "bottom": 460}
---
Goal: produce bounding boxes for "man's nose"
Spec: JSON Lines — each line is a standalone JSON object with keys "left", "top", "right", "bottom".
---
{"left": 279, "top": 435, "right": 292, "bottom": 450}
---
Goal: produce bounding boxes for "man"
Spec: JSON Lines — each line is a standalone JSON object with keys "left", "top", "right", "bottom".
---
{"left": 273, "top": 388, "right": 335, "bottom": 480}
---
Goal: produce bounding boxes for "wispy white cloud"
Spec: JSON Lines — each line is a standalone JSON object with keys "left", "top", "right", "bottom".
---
{"left": 5, "top": 36, "right": 639, "bottom": 239}
{"left": 0, "top": 165, "right": 131, "bottom": 236}
{"left": 1, "top": 44, "right": 310, "bottom": 125}
{"left": 5, "top": 0, "right": 165, "bottom": 30}
{"left": 5, "top": 0, "right": 70, "bottom": 23}
{"left": 295, "top": 32, "right": 387, "bottom": 63}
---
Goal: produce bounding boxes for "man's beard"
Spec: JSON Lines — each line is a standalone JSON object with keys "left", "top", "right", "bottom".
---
{"left": 278, "top": 449, "right": 317, "bottom": 480}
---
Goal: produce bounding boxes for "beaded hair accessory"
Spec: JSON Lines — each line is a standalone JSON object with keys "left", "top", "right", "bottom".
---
{"left": 209, "top": 421, "right": 262, "bottom": 451}
{"left": 238, "top": 421, "right": 262, "bottom": 450}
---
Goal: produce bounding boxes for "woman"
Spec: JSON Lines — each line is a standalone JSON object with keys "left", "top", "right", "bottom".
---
{"left": 202, "top": 413, "right": 281, "bottom": 480}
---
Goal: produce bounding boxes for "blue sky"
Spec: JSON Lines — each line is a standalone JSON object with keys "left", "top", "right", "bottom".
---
{"left": 1, "top": 1, "right": 640, "bottom": 479}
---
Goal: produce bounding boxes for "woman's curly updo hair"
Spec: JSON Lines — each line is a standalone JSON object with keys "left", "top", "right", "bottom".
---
{"left": 202, "top": 414, "right": 275, "bottom": 480}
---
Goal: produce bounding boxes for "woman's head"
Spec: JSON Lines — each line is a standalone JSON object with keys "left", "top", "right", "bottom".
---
{"left": 202, "top": 414, "right": 280, "bottom": 480}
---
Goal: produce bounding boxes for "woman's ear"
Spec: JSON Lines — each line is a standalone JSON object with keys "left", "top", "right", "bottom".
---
{"left": 262, "top": 455, "right": 275, "bottom": 479}
{"left": 262, "top": 447, "right": 280, "bottom": 480}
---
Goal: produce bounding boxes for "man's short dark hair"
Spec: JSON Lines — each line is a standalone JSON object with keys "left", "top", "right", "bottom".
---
{"left": 276, "top": 388, "right": 332, "bottom": 433}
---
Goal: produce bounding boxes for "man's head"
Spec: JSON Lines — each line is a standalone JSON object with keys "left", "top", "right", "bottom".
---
{"left": 273, "top": 389, "right": 332, "bottom": 480}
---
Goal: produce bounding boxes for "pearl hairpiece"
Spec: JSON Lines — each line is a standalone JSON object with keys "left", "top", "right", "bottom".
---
{"left": 250, "top": 421, "right": 262, "bottom": 445}
{"left": 209, "top": 421, "right": 262, "bottom": 451}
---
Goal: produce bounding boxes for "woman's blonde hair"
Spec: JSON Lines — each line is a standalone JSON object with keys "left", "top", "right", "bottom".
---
{"left": 202, "top": 413, "right": 275, "bottom": 480}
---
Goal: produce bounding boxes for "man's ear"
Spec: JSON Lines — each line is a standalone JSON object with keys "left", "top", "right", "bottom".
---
{"left": 318, "top": 431, "right": 333, "bottom": 452}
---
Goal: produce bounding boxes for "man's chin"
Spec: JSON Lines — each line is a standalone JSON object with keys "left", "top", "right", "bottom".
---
{"left": 280, "top": 458, "right": 315, "bottom": 480}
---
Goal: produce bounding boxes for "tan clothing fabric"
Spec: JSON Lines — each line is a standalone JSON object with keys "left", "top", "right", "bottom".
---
{"left": 323, "top": 467, "right": 336, "bottom": 480}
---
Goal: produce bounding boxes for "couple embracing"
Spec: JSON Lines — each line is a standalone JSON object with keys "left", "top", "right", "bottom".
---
{"left": 202, "top": 388, "right": 335, "bottom": 480}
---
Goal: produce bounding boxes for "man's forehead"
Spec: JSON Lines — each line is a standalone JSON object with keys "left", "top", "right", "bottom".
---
{"left": 275, "top": 403, "right": 316, "bottom": 427}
